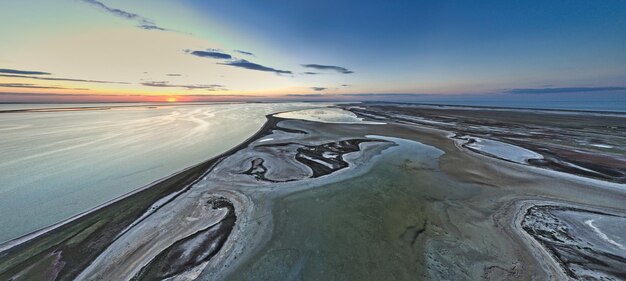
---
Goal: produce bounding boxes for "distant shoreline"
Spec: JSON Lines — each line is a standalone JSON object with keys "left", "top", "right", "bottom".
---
{"left": 359, "top": 101, "right": 626, "bottom": 115}
{"left": 1, "top": 100, "right": 625, "bottom": 114}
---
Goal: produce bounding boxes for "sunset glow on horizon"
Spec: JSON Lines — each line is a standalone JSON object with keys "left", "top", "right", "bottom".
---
{"left": 1, "top": 0, "right": 625, "bottom": 104}
{"left": 2, "top": 2, "right": 626, "bottom": 278}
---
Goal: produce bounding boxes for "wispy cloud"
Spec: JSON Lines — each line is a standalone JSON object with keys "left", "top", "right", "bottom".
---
{"left": 166, "top": 73, "right": 182, "bottom": 77}
{"left": 285, "top": 93, "right": 324, "bottom": 97}
{"left": 137, "top": 24, "right": 166, "bottom": 31}
{"left": 0, "top": 74, "right": 130, "bottom": 84}
{"left": 186, "top": 48, "right": 290, "bottom": 75}
{"left": 342, "top": 93, "right": 433, "bottom": 97}
{"left": 0, "top": 92, "right": 268, "bottom": 103}
{"left": 219, "top": 60, "right": 292, "bottom": 75}
{"left": 80, "top": 0, "right": 168, "bottom": 31}
{"left": 508, "top": 86, "right": 626, "bottom": 94}
{"left": 0, "top": 83, "right": 88, "bottom": 90}
{"left": 302, "top": 72, "right": 320, "bottom": 75}
{"left": 0, "top": 68, "right": 51, "bottom": 75}
{"left": 186, "top": 49, "right": 233, "bottom": 60}
{"left": 302, "top": 64, "right": 354, "bottom": 74}
{"left": 234, "top": 50, "right": 255, "bottom": 56}
{"left": 141, "top": 81, "right": 225, "bottom": 90}
{"left": 311, "top": 87, "right": 327, "bottom": 91}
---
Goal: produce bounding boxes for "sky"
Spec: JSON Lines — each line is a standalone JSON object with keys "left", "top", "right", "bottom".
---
{"left": 1, "top": 0, "right": 625, "bottom": 105}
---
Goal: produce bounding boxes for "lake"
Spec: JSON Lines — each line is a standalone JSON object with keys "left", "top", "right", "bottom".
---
{"left": 0, "top": 102, "right": 324, "bottom": 243}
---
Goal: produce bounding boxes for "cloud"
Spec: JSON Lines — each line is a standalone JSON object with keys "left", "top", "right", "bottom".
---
{"left": 166, "top": 73, "right": 182, "bottom": 76}
{"left": 0, "top": 92, "right": 268, "bottom": 103}
{"left": 302, "top": 72, "right": 320, "bottom": 75}
{"left": 0, "top": 68, "right": 51, "bottom": 75}
{"left": 311, "top": 87, "right": 327, "bottom": 91}
{"left": 186, "top": 49, "right": 291, "bottom": 75}
{"left": 187, "top": 49, "right": 233, "bottom": 60}
{"left": 0, "top": 83, "right": 88, "bottom": 90}
{"left": 138, "top": 24, "right": 166, "bottom": 31}
{"left": 219, "top": 60, "right": 292, "bottom": 75}
{"left": 0, "top": 92, "right": 254, "bottom": 98}
{"left": 80, "top": 0, "right": 168, "bottom": 31}
{"left": 141, "top": 81, "right": 225, "bottom": 90}
{"left": 285, "top": 94, "right": 324, "bottom": 97}
{"left": 343, "top": 93, "right": 432, "bottom": 97}
{"left": 234, "top": 50, "right": 255, "bottom": 56}
{"left": 302, "top": 64, "right": 354, "bottom": 74}
{"left": 341, "top": 84, "right": 350, "bottom": 87}
{"left": 0, "top": 74, "right": 130, "bottom": 84}
{"left": 508, "top": 86, "right": 626, "bottom": 94}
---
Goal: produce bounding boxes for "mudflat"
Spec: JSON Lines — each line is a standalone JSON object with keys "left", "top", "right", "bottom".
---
{"left": 1, "top": 103, "right": 625, "bottom": 281}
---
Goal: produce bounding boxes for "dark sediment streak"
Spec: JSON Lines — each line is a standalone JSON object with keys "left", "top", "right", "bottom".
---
{"left": 295, "top": 139, "right": 378, "bottom": 178}
{"left": 521, "top": 205, "right": 626, "bottom": 280}
{"left": 0, "top": 115, "right": 287, "bottom": 281}
{"left": 242, "top": 158, "right": 294, "bottom": 183}
{"left": 254, "top": 139, "right": 380, "bottom": 179}
{"left": 345, "top": 104, "right": 626, "bottom": 183}
{"left": 242, "top": 158, "right": 272, "bottom": 181}
{"left": 400, "top": 220, "right": 427, "bottom": 246}
{"left": 132, "top": 197, "right": 236, "bottom": 280}
{"left": 527, "top": 152, "right": 625, "bottom": 183}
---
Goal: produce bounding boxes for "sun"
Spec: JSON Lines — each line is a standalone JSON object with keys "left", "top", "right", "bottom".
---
{"left": 166, "top": 97, "right": 178, "bottom": 103}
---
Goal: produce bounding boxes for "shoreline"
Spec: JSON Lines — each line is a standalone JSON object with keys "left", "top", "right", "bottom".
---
{"left": 2, "top": 104, "right": 625, "bottom": 280}
{"left": 2, "top": 101, "right": 625, "bottom": 115}
{"left": 0, "top": 113, "right": 292, "bottom": 280}
{"left": 345, "top": 103, "right": 626, "bottom": 184}
{"left": 0, "top": 101, "right": 336, "bottom": 114}
{"left": 0, "top": 113, "right": 286, "bottom": 249}
{"left": 0, "top": 102, "right": 246, "bottom": 114}
{"left": 358, "top": 101, "right": 626, "bottom": 115}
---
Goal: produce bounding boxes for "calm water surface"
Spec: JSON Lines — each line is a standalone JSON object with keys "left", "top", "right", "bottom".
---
{"left": 0, "top": 102, "right": 324, "bottom": 243}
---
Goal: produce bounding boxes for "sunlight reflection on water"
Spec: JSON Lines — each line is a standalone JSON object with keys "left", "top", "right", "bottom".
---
{"left": 0, "top": 102, "right": 325, "bottom": 243}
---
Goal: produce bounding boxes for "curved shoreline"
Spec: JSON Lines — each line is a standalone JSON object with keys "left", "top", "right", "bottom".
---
{"left": 505, "top": 198, "right": 626, "bottom": 280}
{"left": 2, "top": 113, "right": 291, "bottom": 248}
{"left": 2, "top": 104, "right": 625, "bottom": 280}
{"left": 0, "top": 106, "right": 386, "bottom": 280}
{"left": 0, "top": 114, "right": 290, "bottom": 280}
{"left": 70, "top": 114, "right": 393, "bottom": 280}
{"left": 345, "top": 103, "right": 626, "bottom": 183}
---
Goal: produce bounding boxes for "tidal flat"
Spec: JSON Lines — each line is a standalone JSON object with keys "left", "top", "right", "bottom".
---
{"left": 1, "top": 103, "right": 625, "bottom": 280}
{"left": 0, "top": 102, "right": 322, "bottom": 243}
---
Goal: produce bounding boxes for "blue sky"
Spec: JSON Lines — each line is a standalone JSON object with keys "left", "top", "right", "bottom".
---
{"left": 0, "top": 0, "right": 625, "bottom": 104}
{"left": 192, "top": 0, "right": 626, "bottom": 88}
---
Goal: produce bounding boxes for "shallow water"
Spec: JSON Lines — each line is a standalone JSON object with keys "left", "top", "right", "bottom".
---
{"left": 275, "top": 107, "right": 384, "bottom": 124}
{"left": 0, "top": 102, "right": 325, "bottom": 243}
{"left": 226, "top": 136, "right": 451, "bottom": 280}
